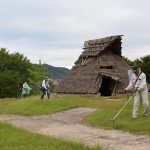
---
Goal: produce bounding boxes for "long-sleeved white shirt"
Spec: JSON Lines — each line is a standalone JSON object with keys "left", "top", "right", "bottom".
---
{"left": 42, "top": 79, "right": 50, "bottom": 90}
{"left": 126, "top": 72, "right": 147, "bottom": 91}
{"left": 23, "top": 82, "right": 29, "bottom": 89}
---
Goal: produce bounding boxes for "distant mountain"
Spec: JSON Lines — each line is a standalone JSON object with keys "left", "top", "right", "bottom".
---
{"left": 44, "top": 64, "right": 70, "bottom": 80}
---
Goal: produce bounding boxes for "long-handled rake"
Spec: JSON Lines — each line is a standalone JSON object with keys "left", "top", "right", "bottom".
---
{"left": 112, "top": 95, "right": 133, "bottom": 122}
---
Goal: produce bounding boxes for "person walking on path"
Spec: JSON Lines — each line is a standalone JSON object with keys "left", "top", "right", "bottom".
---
{"left": 125, "top": 65, "right": 149, "bottom": 119}
{"left": 40, "top": 77, "right": 51, "bottom": 99}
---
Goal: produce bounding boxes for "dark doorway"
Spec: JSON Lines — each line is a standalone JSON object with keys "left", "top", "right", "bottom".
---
{"left": 99, "top": 76, "right": 116, "bottom": 96}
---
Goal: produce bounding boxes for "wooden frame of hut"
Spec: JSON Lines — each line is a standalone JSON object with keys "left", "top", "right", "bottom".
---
{"left": 56, "top": 35, "right": 129, "bottom": 96}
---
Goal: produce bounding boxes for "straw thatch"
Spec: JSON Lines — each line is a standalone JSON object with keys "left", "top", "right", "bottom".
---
{"left": 56, "top": 35, "right": 130, "bottom": 96}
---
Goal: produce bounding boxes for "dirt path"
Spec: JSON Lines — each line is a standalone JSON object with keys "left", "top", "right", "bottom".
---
{"left": 0, "top": 108, "right": 150, "bottom": 150}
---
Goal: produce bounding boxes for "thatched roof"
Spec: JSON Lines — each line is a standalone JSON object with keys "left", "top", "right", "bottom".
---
{"left": 82, "top": 35, "right": 122, "bottom": 57}
{"left": 56, "top": 35, "right": 129, "bottom": 95}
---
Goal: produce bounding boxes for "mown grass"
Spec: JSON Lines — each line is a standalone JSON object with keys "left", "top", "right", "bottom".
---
{"left": 0, "top": 94, "right": 150, "bottom": 135}
{"left": 0, "top": 96, "right": 78, "bottom": 116}
{"left": 0, "top": 122, "right": 100, "bottom": 150}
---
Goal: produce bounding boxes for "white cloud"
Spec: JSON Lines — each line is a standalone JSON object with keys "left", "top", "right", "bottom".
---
{"left": 0, "top": 0, "right": 150, "bottom": 68}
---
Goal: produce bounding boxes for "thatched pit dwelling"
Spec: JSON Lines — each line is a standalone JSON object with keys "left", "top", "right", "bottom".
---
{"left": 56, "top": 35, "right": 130, "bottom": 96}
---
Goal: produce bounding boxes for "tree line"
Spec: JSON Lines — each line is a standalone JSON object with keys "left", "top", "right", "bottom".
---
{"left": 0, "top": 48, "right": 54, "bottom": 98}
{"left": 0, "top": 48, "right": 149, "bottom": 98}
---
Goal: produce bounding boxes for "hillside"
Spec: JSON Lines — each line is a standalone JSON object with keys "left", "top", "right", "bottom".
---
{"left": 44, "top": 64, "right": 70, "bottom": 80}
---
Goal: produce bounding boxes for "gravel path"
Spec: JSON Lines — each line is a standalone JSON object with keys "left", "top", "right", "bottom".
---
{"left": 0, "top": 108, "right": 150, "bottom": 150}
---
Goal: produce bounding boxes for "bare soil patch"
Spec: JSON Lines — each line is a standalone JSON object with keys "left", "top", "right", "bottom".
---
{"left": 0, "top": 108, "right": 150, "bottom": 150}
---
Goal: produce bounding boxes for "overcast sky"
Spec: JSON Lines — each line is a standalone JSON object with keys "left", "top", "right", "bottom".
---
{"left": 0, "top": 0, "right": 150, "bottom": 68}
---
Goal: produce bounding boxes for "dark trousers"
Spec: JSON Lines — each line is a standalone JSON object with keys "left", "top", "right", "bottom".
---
{"left": 40, "top": 88, "right": 50, "bottom": 99}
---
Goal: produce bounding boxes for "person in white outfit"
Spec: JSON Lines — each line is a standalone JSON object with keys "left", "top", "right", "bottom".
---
{"left": 40, "top": 77, "right": 51, "bottom": 99}
{"left": 21, "top": 82, "right": 32, "bottom": 98}
{"left": 125, "top": 65, "right": 149, "bottom": 119}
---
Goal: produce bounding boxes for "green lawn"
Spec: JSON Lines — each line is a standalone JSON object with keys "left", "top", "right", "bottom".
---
{"left": 0, "top": 96, "right": 78, "bottom": 116}
{"left": 0, "top": 94, "right": 150, "bottom": 135}
{"left": 0, "top": 122, "right": 100, "bottom": 150}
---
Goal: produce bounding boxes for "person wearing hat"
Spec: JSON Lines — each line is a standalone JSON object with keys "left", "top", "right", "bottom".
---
{"left": 40, "top": 77, "right": 51, "bottom": 99}
{"left": 125, "top": 65, "right": 149, "bottom": 119}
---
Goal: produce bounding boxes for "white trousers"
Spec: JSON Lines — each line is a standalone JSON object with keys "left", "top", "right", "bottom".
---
{"left": 133, "top": 89, "right": 149, "bottom": 118}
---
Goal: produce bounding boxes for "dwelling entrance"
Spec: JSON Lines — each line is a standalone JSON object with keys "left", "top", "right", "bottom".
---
{"left": 99, "top": 76, "right": 116, "bottom": 96}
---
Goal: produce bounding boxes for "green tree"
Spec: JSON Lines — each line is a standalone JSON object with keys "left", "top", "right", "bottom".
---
{"left": 124, "top": 55, "right": 150, "bottom": 83}
{"left": 123, "top": 56, "right": 134, "bottom": 66}
{"left": 138, "top": 55, "right": 150, "bottom": 83}
{"left": 0, "top": 48, "right": 33, "bottom": 97}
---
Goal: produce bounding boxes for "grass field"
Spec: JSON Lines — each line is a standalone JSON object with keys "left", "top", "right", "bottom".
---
{"left": 0, "top": 122, "right": 100, "bottom": 150}
{"left": 0, "top": 94, "right": 150, "bottom": 136}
